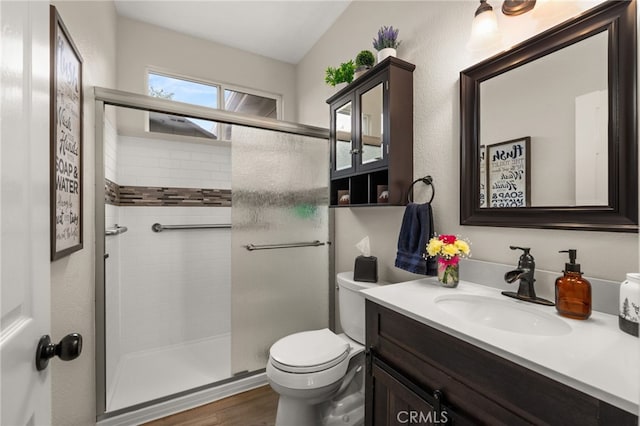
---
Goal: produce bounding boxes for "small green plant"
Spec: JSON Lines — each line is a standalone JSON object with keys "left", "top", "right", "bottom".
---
{"left": 325, "top": 60, "right": 355, "bottom": 87}
{"left": 355, "top": 50, "right": 375, "bottom": 68}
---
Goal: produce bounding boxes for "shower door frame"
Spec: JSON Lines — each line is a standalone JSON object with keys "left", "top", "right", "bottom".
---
{"left": 93, "top": 87, "right": 334, "bottom": 420}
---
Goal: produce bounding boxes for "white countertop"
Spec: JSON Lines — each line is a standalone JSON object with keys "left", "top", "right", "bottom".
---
{"left": 362, "top": 277, "right": 639, "bottom": 415}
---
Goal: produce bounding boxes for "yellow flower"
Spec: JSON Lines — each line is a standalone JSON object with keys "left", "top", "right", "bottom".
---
{"left": 454, "top": 240, "right": 470, "bottom": 255}
{"left": 442, "top": 243, "right": 458, "bottom": 257}
{"left": 426, "top": 238, "right": 443, "bottom": 256}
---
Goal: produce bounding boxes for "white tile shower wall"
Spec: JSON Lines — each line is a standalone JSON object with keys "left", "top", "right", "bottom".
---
{"left": 104, "top": 118, "right": 118, "bottom": 183}
{"left": 116, "top": 135, "right": 231, "bottom": 189}
{"left": 118, "top": 206, "right": 231, "bottom": 354}
{"left": 104, "top": 203, "right": 121, "bottom": 394}
{"left": 114, "top": 133, "right": 232, "bottom": 356}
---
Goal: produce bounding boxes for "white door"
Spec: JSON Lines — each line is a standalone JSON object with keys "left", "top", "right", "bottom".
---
{"left": 1, "top": 1, "right": 52, "bottom": 425}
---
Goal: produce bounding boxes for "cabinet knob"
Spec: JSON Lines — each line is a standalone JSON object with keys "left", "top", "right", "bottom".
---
{"left": 349, "top": 148, "right": 361, "bottom": 154}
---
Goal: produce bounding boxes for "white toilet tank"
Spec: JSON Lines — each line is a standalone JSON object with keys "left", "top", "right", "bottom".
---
{"left": 337, "top": 272, "right": 386, "bottom": 344}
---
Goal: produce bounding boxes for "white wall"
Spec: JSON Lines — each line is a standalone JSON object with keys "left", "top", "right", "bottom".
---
{"left": 49, "top": 2, "right": 118, "bottom": 425}
{"left": 116, "top": 16, "right": 298, "bottom": 133}
{"left": 296, "top": 1, "right": 638, "bottom": 300}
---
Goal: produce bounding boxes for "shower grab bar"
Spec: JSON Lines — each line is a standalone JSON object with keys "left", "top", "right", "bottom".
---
{"left": 244, "top": 240, "right": 325, "bottom": 251}
{"left": 151, "top": 223, "right": 232, "bottom": 232}
{"left": 105, "top": 225, "right": 128, "bottom": 236}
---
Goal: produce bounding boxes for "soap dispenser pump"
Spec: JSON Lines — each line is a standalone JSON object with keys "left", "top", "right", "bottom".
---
{"left": 555, "top": 249, "right": 591, "bottom": 320}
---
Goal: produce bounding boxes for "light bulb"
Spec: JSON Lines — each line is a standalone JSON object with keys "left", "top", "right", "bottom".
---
{"left": 467, "top": 1, "right": 502, "bottom": 52}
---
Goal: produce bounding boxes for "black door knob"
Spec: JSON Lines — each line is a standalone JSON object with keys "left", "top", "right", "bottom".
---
{"left": 35, "top": 333, "right": 82, "bottom": 371}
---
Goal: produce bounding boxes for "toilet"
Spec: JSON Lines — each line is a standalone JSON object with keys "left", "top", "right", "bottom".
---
{"left": 266, "top": 272, "right": 385, "bottom": 426}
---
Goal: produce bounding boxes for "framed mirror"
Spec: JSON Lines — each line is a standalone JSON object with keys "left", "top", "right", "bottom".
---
{"left": 460, "top": 0, "right": 637, "bottom": 232}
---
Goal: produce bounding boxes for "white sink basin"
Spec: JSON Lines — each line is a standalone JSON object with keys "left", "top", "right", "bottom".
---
{"left": 435, "top": 294, "right": 572, "bottom": 336}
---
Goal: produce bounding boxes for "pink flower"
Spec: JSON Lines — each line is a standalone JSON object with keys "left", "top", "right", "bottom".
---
{"left": 439, "top": 234, "right": 457, "bottom": 244}
{"left": 438, "top": 255, "right": 460, "bottom": 266}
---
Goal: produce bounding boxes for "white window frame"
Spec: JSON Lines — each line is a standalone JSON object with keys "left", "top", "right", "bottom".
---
{"left": 145, "top": 67, "right": 283, "bottom": 140}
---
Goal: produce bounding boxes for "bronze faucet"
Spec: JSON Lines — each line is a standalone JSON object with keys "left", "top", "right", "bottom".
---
{"left": 503, "top": 246, "right": 554, "bottom": 306}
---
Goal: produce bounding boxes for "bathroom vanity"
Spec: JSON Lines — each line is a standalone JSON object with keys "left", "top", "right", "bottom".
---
{"left": 363, "top": 279, "right": 638, "bottom": 425}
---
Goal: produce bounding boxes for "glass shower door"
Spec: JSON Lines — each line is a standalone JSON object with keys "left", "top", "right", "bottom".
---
{"left": 230, "top": 126, "right": 329, "bottom": 374}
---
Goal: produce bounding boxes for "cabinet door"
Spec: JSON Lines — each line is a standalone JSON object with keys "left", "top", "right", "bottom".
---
{"left": 330, "top": 96, "right": 356, "bottom": 177}
{"left": 356, "top": 75, "right": 388, "bottom": 173}
{"left": 369, "top": 361, "right": 440, "bottom": 426}
{"left": 367, "top": 357, "right": 475, "bottom": 426}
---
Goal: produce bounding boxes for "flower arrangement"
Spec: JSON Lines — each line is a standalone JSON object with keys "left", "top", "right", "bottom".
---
{"left": 372, "top": 26, "right": 401, "bottom": 51}
{"left": 426, "top": 234, "right": 471, "bottom": 286}
{"left": 325, "top": 60, "right": 355, "bottom": 87}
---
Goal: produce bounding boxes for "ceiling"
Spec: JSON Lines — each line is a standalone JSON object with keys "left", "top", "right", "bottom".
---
{"left": 114, "top": 1, "right": 352, "bottom": 64}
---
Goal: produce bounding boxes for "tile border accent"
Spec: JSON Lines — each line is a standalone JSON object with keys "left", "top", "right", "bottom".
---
{"left": 105, "top": 179, "right": 120, "bottom": 205}
{"left": 105, "top": 179, "right": 231, "bottom": 207}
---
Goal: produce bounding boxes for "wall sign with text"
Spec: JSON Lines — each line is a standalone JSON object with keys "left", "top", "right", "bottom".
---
{"left": 50, "top": 6, "right": 83, "bottom": 260}
{"left": 487, "top": 137, "right": 530, "bottom": 208}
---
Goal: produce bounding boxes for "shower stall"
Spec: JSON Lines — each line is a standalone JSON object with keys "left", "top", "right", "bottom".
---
{"left": 94, "top": 88, "right": 331, "bottom": 421}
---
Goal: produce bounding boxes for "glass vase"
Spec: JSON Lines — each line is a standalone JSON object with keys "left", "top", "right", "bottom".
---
{"left": 437, "top": 257, "right": 459, "bottom": 288}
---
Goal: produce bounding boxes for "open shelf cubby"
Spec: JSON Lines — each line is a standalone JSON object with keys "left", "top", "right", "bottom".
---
{"left": 331, "top": 169, "right": 405, "bottom": 207}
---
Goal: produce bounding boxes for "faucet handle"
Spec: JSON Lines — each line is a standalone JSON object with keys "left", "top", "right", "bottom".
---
{"left": 509, "top": 246, "right": 534, "bottom": 269}
{"left": 509, "top": 246, "right": 530, "bottom": 255}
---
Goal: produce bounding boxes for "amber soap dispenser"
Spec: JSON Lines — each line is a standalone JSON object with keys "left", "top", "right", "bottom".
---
{"left": 555, "top": 249, "right": 591, "bottom": 320}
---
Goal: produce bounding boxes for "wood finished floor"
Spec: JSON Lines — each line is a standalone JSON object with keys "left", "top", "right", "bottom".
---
{"left": 143, "top": 385, "right": 278, "bottom": 426}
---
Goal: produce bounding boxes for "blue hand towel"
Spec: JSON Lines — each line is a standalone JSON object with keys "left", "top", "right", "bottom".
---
{"left": 395, "top": 203, "right": 437, "bottom": 275}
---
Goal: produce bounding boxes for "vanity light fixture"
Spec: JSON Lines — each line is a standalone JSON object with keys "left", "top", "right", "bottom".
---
{"left": 502, "top": 0, "right": 536, "bottom": 16}
{"left": 467, "top": 0, "right": 537, "bottom": 51}
{"left": 467, "top": 0, "right": 501, "bottom": 51}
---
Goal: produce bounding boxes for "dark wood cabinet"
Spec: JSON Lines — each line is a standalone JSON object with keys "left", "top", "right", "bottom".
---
{"left": 327, "top": 57, "right": 415, "bottom": 207}
{"left": 366, "top": 301, "right": 638, "bottom": 426}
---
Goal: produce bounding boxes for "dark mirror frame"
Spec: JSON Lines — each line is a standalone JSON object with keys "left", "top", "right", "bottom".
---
{"left": 460, "top": 0, "right": 637, "bottom": 233}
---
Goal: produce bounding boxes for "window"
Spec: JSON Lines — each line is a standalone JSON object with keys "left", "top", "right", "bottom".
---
{"left": 147, "top": 71, "right": 280, "bottom": 140}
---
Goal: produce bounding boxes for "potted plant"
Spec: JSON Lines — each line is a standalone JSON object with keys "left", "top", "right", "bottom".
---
{"left": 372, "top": 25, "right": 401, "bottom": 62}
{"left": 354, "top": 50, "right": 375, "bottom": 79}
{"left": 325, "top": 60, "right": 355, "bottom": 87}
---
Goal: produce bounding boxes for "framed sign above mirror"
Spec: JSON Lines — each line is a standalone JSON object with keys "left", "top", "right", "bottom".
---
{"left": 460, "top": 0, "right": 637, "bottom": 232}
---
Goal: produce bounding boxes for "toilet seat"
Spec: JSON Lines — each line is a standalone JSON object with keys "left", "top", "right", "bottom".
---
{"left": 270, "top": 329, "right": 350, "bottom": 373}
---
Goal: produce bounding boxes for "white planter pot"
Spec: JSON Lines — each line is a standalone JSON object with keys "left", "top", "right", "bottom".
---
{"left": 377, "top": 48, "right": 397, "bottom": 63}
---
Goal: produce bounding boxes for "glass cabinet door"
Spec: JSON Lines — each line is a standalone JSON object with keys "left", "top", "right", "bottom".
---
{"left": 360, "top": 82, "right": 384, "bottom": 166}
{"left": 334, "top": 101, "right": 353, "bottom": 173}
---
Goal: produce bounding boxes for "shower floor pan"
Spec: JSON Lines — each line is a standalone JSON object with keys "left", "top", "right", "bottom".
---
{"left": 107, "top": 333, "right": 231, "bottom": 411}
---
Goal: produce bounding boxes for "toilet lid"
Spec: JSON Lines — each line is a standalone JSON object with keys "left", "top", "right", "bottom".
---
{"left": 270, "top": 329, "right": 350, "bottom": 373}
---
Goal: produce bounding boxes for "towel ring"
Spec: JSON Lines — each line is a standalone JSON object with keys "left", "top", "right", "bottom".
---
{"left": 407, "top": 176, "right": 435, "bottom": 204}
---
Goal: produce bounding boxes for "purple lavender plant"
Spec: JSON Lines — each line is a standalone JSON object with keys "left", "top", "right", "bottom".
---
{"left": 372, "top": 26, "right": 401, "bottom": 51}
